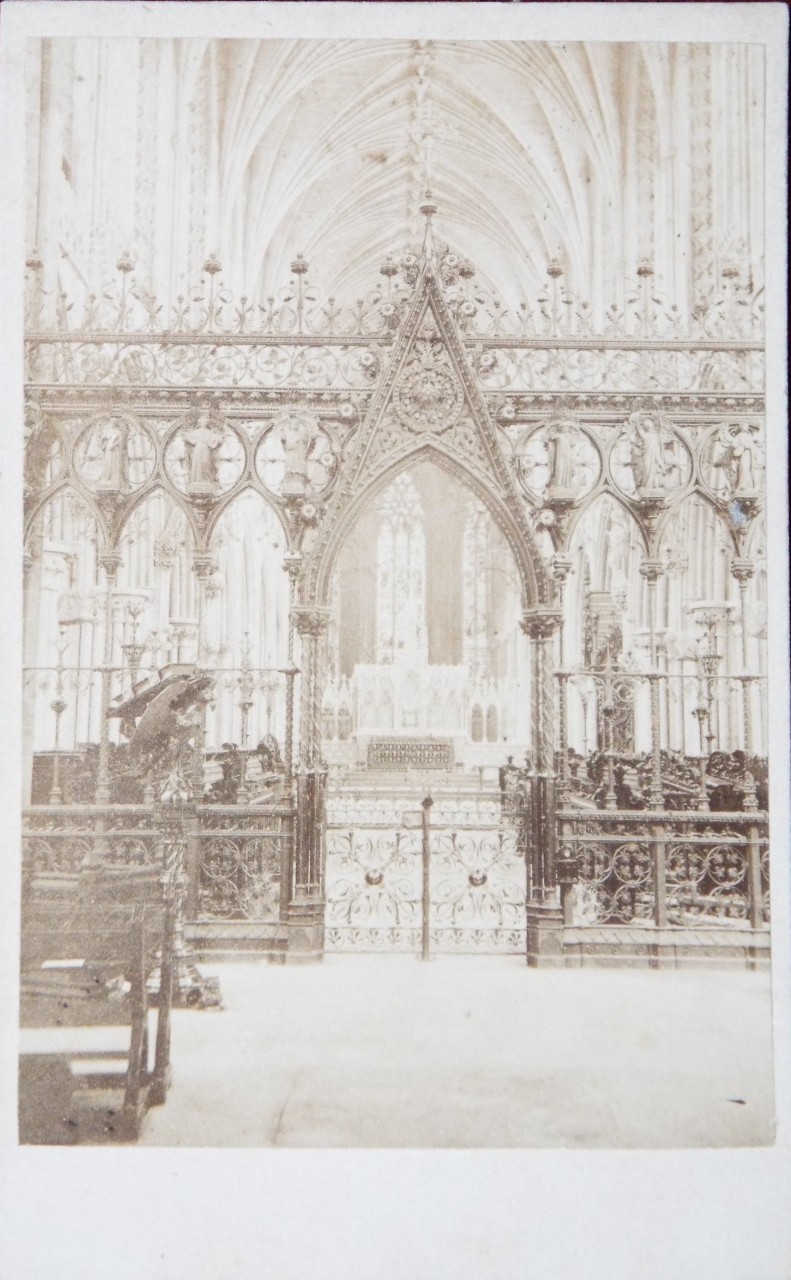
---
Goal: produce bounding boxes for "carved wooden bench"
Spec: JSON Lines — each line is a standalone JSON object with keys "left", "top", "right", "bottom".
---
{"left": 19, "top": 879, "right": 174, "bottom": 1144}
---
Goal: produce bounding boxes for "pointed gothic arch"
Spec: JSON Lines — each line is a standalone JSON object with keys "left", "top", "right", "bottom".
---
{"left": 301, "top": 261, "right": 552, "bottom": 611}
{"left": 311, "top": 437, "right": 546, "bottom": 611}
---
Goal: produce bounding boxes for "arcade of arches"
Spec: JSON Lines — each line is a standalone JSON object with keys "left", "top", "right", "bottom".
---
{"left": 22, "top": 37, "right": 770, "bottom": 974}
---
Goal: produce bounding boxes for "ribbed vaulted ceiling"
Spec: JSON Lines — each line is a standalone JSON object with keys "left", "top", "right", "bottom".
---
{"left": 209, "top": 39, "right": 658, "bottom": 304}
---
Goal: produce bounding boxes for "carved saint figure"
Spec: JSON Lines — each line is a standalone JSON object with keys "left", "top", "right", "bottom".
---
{"left": 709, "top": 422, "right": 736, "bottom": 495}
{"left": 182, "top": 412, "right": 225, "bottom": 489}
{"left": 94, "top": 418, "right": 128, "bottom": 490}
{"left": 727, "top": 421, "right": 757, "bottom": 491}
{"left": 545, "top": 419, "right": 576, "bottom": 491}
{"left": 626, "top": 414, "right": 666, "bottom": 493}
{"left": 278, "top": 414, "right": 318, "bottom": 489}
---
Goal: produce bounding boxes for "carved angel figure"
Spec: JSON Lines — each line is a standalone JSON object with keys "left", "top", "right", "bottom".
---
{"left": 709, "top": 421, "right": 759, "bottom": 496}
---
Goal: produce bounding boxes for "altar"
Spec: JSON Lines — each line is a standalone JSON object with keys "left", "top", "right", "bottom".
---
{"left": 321, "top": 660, "right": 519, "bottom": 769}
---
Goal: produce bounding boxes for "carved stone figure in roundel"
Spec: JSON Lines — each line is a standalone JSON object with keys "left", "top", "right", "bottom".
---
{"left": 701, "top": 420, "right": 763, "bottom": 500}
{"left": 610, "top": 412, "right": 691, "bottom": 499}
{"left": 74, "top": 416, "right": 156, "bottom": 494}
{"left": 514, "top": 419, "right": 600, "bottom": 503}
{"left": 24, "top": 403, "right": 64, "bottom": 494}
{"left": 255, "top": 412, "right": 335, "bottom": 499}
{"left": 164, "top": 411, "right": 244, "bottom": 498}
{"left": 392, "top": 340, "right": 465, "bottom": 434}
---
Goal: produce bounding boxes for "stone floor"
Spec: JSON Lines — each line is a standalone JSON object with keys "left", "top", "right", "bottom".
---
{"left": 138, "top": 956, "right": 775, "bottom": 1148}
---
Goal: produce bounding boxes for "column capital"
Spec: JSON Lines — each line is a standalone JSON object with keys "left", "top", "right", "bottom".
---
{"left": 639, "top": 558, "right": 665, "bottom": 583}
{"left": 98, "top": 552, "right": 122, "bottom": 581}
{"left": 550, "top": 553, "right": 574, "bottom": 584}
{"left": 191, "top": 552, "right": 216, "bottom": 580}
{"left": 520, "top": 607, "right": 563, "bottom": 640}
{"left": 283, "top": 551, "right": 303, "bottom": 581}
{"left": 730, "top": 556, "right": 755, "bottom": 584}
{"left": 292, "top": 604, "right": 332, "bottom": 637}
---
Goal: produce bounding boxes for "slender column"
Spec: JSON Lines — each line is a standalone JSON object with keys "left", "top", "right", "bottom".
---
{"left": 420, "top": 796, "right": 433, "bottom": 963}
{"left": 293, "top": 605, "right": 331, "bottom": 771}
{"left": 35, "top": 42, "right": 68, "bottom": 326}
{"left": 22, "top": 546, "right": 43, "bottom": 805}
{"left": 746, "top": 823, "right": 762, "bottom": 932}
{"left": 551, "top": 556, "right": 573, "bottom": 800}
{"left": 283, "top": 553, "right": 302, "bottom": 789}
{"left": 556, "top": 673, "right": 570, "bottom": 799}
{"left": 191, "top": 552, "right": 215, "bottom": 799}
{"left": 284, "top": 605, "right": 332, "bottom": 959}
{"left": 652, "top": 822, "right": 668, "bottom": 929}
{"left": 235, "top": 632, "right": 254, "bottom": 807}
{"left": 640, "top": 559, "right": 665, "bottom": 669}
{"left": 647, "top": 673, "right": 665, "bottom": 810}
{"left": 95, "top": 552, "right": 122, "bottom": 804}
{"left": 520, "top": 608, "right": 562, "bottom": 901}
{"left": 731, "top": 558, "right": 755, "bottom": 755}
{"left": 521, "top": 605, "right": 567, "bottom": 968}
{"left": 693, "top": 705, "right": 710, "bottom": 811}
{"left": 48, "top": 629, "right": 69, "bottom": 805}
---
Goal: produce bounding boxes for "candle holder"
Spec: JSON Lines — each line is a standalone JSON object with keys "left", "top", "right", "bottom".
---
{"left": 48, "top": 628, "right": 69, "bottom": 805}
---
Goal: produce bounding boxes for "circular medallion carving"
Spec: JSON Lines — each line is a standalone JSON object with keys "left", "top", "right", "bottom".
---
{"left": 164, "top": 412, "right": 245, "bottom": 498}
{"left": 393, "top": 344, "right": 464, "bottom": 433}
{"left": 512, "top": 419, "right": 600, "bottom": 503}
{"left": 74, "top": 416, "right": 156, "bottom": 494}
{"left": 610, "top": 413, "right": 691, "bottom": 499}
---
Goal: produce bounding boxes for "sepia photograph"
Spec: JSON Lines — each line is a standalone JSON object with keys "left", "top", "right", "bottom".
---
{"left": 15, "top": 27, "right": 781, "bottom": 1148}
{"left": 1, "top": 2, "right": 789, "bottom": 1276}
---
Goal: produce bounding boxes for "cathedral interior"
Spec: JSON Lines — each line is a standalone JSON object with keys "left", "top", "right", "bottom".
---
{"left": 19, "top": 36, "right": 772, "bottom": 1145}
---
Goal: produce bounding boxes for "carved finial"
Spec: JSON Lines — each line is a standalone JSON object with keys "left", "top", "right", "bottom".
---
{"left": 420, "top": 191, "right": 437, "bottom": 262}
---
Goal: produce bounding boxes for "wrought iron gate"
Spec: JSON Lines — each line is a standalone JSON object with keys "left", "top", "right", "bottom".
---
{"left": 324, "top": 818, "right": 527, "bottom": 954}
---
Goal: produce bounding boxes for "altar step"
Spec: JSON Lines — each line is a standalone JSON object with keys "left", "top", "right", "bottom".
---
{"left": 328, "top": 767, "right": 500, "bottom": 792}
{"left": 326, "top": 768, "right": 511, "bottom": 830}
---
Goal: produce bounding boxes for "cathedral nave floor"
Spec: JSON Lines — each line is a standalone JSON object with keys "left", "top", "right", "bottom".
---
{"left": 138, "top": 959, "right": 773, "bottom": 1149}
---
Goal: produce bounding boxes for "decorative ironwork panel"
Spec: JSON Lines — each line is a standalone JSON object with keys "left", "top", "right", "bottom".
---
{"left": 324, "top": 828, "right": 423, "bottom": 952}
{"left": 558, "top": 810, "right": 768, "bottom": 930}
{"left": 325, "top": 825, "right": 526, "bottom": 953}
{"left": 26, "top": 339, "right": 383, "bottom": 391}
{"left": 665, "top": 838, "right": 749, "bottom": 923}
{"left": 570, "top": 838, "right": 654, "bottom": 925}
{"left": 430, "top": 830, "right": 526, "bottom": 953}
{"left": 23, "top": 833, "right": 92, "bottom": 875}
{"left": 22, "top": 806, "right": 159, "bottom": 874}
{"left": 196, "top": 823, "right": 283, "bottom": 921}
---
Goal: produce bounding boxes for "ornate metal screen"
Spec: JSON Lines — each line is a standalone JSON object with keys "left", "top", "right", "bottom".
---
{"left": 23, "top": 804, "right": 288, "bottom": 927}
{"left": 325, "top": 820, "right": 526, "bottom": 953}
{"left": 558, "top": 809, "right": 769, "bottom": 929}
{"left": 195, "top": 810, "right": 285, "bottom": 922}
